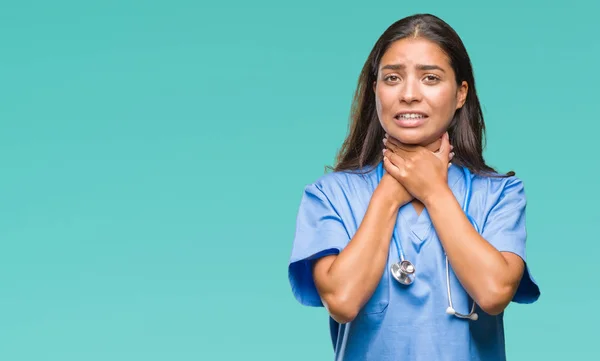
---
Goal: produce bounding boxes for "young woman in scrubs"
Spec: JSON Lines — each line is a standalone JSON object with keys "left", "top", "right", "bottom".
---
{"left": 288, "top": 13, "right": 540, "bottom": 361}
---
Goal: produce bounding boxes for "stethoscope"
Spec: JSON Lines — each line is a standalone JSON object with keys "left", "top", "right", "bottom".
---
{"left": 376, "top": 162, "right": 479, "bottom": 321}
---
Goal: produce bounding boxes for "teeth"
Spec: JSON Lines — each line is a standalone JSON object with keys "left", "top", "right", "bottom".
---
{"left": 397, "top": 113, "right": 425, "bottom": 119}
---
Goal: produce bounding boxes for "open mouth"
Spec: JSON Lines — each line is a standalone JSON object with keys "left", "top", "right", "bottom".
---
{"left": 393, "top": 112, "right": 428, "bottom": 127}
{"left": 394, "top": 112, "right": 428, "bottom": 120}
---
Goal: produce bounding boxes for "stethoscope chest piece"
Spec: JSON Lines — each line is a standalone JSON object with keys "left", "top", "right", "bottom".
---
{"left": 391, "top": 260, "right": 415, "bottom": 285}
{"left": 377, "top": 162, "right": 479, "bottom": 321}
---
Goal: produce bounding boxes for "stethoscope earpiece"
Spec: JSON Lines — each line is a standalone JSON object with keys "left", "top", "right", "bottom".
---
{"left": 446, "top": 306, "right": 479, "bottom": 321}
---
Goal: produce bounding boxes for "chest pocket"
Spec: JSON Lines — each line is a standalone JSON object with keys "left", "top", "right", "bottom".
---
{"left": 357, "top": 264, "right": 390, "bottom": 316}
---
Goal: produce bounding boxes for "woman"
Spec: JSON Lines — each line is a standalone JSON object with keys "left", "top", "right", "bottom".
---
{"left": 288, "top": 13, "right": 540, "bottom": 361}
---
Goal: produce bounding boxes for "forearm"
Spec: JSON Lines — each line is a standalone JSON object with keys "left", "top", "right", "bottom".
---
{"left": 315, "top": 176, "right": 408, "bottom": 322}
{"left": 425, "top": 188, "right": 519, "bottom": 314}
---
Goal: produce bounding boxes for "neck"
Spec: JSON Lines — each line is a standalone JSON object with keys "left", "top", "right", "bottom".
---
{"left": 389, "top": 134, "right": 445, "bottom": 152}
{"left": 424, "top": 138, "right": 443, "bottom": 152}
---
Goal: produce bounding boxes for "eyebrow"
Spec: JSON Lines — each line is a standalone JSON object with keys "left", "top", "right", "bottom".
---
{"left": 381, "top": 64, "right": 446, "bottom": 72}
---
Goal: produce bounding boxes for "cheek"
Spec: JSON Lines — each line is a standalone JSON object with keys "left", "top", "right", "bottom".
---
{"left": 375, "top": 94, "right": 382, "bottom": 115}
{"left": 375, "top": 88, "right": 395, "bottom": 115}
{"left": 374, "top": 89, "right": 395, "bottom": 132}
{"left": 427, "top": 87, "right": 458, "bottom": 115}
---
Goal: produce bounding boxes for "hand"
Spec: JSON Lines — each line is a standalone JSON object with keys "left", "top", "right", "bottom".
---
{"left": 382, "top": 132, "right": 454, "bottom": 205}
{"left": 377, "top": 171, "right": 414, "bottom": 208}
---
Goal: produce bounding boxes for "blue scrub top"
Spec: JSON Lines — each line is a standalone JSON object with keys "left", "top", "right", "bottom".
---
{"left": 288, "top": 162, "right": 540, "bottom": 361}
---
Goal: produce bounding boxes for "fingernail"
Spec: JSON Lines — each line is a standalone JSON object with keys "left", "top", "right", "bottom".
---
{"left": 383, "top": 138, "right": 387, "bottom": 144}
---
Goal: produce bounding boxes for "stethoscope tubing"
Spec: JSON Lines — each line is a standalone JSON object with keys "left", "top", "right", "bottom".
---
{"left": 376, "top": 161, "right": 479, "bottom": 320}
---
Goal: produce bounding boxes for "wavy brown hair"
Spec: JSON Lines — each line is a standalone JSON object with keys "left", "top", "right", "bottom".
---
{"left": 329, "top": 13, "right": 513, "bottom": 177}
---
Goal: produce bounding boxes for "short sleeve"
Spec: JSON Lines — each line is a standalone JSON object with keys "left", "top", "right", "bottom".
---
{"left": 288, "top": 183, "right": 351, "bottom": 307}
{"left": 481, "top": 177, "right": 540, "bottom": 304}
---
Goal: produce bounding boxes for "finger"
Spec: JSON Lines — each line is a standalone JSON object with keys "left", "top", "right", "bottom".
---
{"left": 434, "top": 132, "right": 451, "bottom": 161}
{"left": 436, "top": 132, "right": 450, "bottom": 154}
{"left": 383, "top": 156, "right": 403, "bottom": 181}
{"left": 383, "top": 148, "right": 405, "bottom": 168}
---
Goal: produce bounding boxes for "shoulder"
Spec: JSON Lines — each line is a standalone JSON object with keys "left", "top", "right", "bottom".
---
{"left": 303, "top": 166, "right": 377, "bottom": 200}
{"left": 472, "top": 171, "right": 527, "bottom": 210}
{"left": 474, "top": 171, "right": 525, "bottom": 191}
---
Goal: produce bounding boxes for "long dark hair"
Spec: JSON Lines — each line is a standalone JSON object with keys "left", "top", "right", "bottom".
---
{"left": 330, "top": 13, "right": 513, "bottom": 177}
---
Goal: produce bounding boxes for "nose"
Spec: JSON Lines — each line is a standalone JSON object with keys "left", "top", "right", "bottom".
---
{"left": 399, "top": 78, "right": 421, "bottom": 103}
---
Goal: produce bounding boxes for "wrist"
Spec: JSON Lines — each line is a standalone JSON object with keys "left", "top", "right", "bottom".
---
{"left": 375, "top": 174, "right": 411, "bottom": 208}
{"left": 423, "top": 186, "right": 454, "bottom": 209}
{"left": 372, "top": 189, "right": 402, "bottom": 214}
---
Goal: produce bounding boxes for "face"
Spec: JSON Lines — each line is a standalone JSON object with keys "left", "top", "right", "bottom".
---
{"left": 373, "top": 37, "right": 468, "bottom": 146}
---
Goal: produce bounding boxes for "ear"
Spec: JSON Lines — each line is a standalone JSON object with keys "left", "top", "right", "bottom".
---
{"left": 456, "top": 81, "right": 468, "bottom": 109}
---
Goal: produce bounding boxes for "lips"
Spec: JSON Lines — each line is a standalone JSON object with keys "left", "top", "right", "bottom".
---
{"left": 394, "top": 111, "right": 429, "bottom": 119}
{"left": 393, "top": 112, "right": 428, "bottom": 128}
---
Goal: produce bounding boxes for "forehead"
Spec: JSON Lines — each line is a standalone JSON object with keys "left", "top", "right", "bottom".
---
{"left": 379, "top": 37, "right": 451, "bottom": 68}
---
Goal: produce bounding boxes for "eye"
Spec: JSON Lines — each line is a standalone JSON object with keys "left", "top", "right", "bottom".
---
{"left": 384, "top": 75, "right": 401, "bottom": 82}
{"left": 423, "top": 74, "right": 441, "bottom": 83}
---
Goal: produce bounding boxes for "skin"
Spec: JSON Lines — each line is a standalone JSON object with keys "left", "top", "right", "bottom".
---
{"left": 383, "top": 135, "right": 524, "bottom": 315}
{"left": 374, "top": 37, "right": 468, "bottom": 148}
{"left": 312, "top": 37, "right": 524, "bottom": 324}
{"left": 374, "top": 36, "right": 466, "bottom": 213}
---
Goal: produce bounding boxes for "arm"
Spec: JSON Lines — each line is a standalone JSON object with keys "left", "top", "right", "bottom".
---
{"left": 424, "top": 187, "right": 525, "bottom": 315}
{"left": 382, "top": 133, "right": 525, "bottom": 316}
{"left": 312, "top": 173, "right": 411, "bottom": 324}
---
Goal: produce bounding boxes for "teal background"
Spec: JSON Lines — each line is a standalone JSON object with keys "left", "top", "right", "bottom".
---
{"left": 1, "top": 1, "right": 597, "bottom": 360}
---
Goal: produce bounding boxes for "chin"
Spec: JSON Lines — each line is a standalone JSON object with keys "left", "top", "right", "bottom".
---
{"left": 386, "top": 127, "right": 431, "bottom": 145}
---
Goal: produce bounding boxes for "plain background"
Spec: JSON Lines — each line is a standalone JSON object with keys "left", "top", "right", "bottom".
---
{"left": 1, "top": 1, "right": 598, "bottom": 360}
